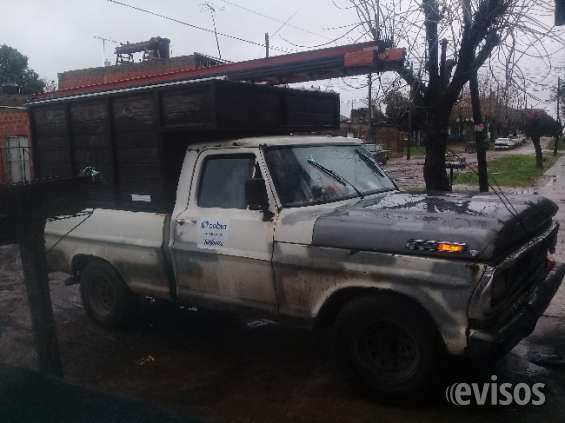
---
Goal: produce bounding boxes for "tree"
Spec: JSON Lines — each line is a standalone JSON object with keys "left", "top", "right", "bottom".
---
{"left": 334, "top": 0, "right": 563, "bottom": 191}
{"left": 524, "top": 110, "right": 561, "bottom": 168}
{"left": 384, "top": 91, "right": 411, "bottom": 130}
{"left": 0, "top": 45, "right": 45, "bottom": 94}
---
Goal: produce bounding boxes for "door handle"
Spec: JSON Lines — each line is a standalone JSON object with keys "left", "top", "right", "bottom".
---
{"left": 176, "top": 218, "right": 197, "bottom": 226}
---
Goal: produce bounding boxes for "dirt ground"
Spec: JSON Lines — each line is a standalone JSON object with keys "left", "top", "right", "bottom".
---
{"left": 2, "top": 148, "right": 565, "bottom": 422}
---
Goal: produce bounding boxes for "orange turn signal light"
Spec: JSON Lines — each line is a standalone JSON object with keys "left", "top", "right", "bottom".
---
{"left": 436, "top": 242, "right": 465, "bottom": 253}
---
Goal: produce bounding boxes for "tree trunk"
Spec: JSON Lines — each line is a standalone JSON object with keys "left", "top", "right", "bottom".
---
{"left": 423, "top": 123, "right": 450, "bottom": 191}
{"left": 532, "top": 136, "right": 543, "bottom": 169}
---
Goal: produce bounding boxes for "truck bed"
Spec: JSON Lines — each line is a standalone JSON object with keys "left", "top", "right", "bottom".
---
{"left": 45, "top": 209, "right": 174, "bottom": 300}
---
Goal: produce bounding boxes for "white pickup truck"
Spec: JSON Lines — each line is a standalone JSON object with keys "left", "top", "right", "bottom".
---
{"left": 46, "top": 136, "right": 565, "bottom": 400}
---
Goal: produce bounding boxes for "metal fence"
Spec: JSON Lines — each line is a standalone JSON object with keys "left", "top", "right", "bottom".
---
{"left": 0, "top": 137, "right": 33, "bottom": 185}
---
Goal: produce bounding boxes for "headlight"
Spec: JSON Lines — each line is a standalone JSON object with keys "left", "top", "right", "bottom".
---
{"left": 468, "top": 266, "right": 496, "bottom": 320}
{"left": 406, "top": 239, "right": 469, "bottom": 255}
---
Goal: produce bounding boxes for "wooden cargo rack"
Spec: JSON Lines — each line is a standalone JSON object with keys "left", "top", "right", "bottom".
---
{"left": 28, "top": 79, "right": 340, "bottom": 213}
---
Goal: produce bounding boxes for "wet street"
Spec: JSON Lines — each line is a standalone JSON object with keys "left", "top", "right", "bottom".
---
{"left": 2, "top": 152, "right": 565, "bottom": 422}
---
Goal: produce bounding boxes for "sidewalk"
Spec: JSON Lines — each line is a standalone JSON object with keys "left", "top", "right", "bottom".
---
{"left": 509, "top": 153, "right": 565, "bottom": 375}
{"left": 538, "top": 153, "right": 565, "bottom": 317}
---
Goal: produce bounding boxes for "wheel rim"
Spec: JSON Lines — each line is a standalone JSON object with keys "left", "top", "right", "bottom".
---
{"left": 88, "top": 276, "right": 116, "bottom": 318}
{"left": 354, "top": 320, "right": 420, "bottom": 385}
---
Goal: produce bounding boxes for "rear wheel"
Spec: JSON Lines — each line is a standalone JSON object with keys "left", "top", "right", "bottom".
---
{"left": 335, "top": 294, "right": 444, "bottom": 401}
{"left": 80, "top": 260, "right": 135, "bottom": 328}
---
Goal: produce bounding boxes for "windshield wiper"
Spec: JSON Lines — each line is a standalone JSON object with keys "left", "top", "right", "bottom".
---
{"left": 307, "top": 158, "right": 364, "bottom": 199}
{"left": 356, "top": 149, "right": 385, "bottom": 177}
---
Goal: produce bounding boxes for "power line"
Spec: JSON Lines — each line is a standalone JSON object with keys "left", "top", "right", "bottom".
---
{"left": 105, "top": 0, "right": 294, "bottom": 54}
{"left": 322, "top": 23, "right": 359, "bottom": 31}
{"left": 271, "top": 10, "right": 299, "bottom": 38}
{"left": 279, "top": 23, "right": 362, "bottom": 49}
{"left": 217, "top": 0, "right": 331, "bottom": 40}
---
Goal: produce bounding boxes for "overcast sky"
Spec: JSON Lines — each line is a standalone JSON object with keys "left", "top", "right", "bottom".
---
{"left": 1, "top": 0, "right": 563, "bottom": 115}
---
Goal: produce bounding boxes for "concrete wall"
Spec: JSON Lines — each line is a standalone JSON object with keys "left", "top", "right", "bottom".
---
{"left": 0, "top": 107, "right": 30, "bottom": 184}
{"left": 58, "top": 55, "right": 217, "bottom": 91}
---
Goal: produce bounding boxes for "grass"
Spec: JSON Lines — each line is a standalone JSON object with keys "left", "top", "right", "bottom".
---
{"left": 403, "top": 145, "right": 426, "bottom": 158}
{"left": 454, "top": 154, "right": 560, "bottom": 187}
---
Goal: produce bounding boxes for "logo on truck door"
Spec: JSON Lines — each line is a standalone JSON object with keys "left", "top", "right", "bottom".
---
{"left": 198, "top": 218, "right": 230, "bottom": 249}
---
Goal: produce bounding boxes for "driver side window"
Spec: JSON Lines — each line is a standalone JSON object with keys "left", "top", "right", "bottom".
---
{"left": 198, "top": 154, "right": 256, "bottom": 209}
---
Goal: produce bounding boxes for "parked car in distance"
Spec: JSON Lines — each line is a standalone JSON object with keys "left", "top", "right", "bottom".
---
{"left": 510, "top": 135, "right": 526, "bottom": 146}
{"left": 495, "top": 137, "right": 516, "bottom": 150}
{"left": 362, "top": 143, "right": 390, "bottom": 165}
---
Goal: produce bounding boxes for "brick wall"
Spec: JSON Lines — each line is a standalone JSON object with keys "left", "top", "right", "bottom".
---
{"left": 0, "top": 108, "right": 29, "bottom": 140}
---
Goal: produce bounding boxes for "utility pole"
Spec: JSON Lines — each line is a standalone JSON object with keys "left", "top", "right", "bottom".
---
{"left": 265, "top": 9, "right": 296, "bottom": 59}
{"left": 494, "top": 83, "right": 500, "bottom": 142}
{"left": 555, "top": 77, "right": 561, "bottom": 156}
{"left": 407, "top": 105, "right": 412, "bottom": 160}
{"left": 367, "top": 73, "right": 374, "bottom": 143}
{"left": 407, "top": 63, "right": 415, "bottom": 160}
{"left": 470, "top": 74, "right": 489, "bottom": 192}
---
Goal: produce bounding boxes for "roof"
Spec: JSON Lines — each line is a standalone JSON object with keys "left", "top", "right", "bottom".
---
{"left": 188, "top": 135, "right": 363, "bottom": 150}
{"left": 35, "top": 42, "right": 405, "bottom": 101}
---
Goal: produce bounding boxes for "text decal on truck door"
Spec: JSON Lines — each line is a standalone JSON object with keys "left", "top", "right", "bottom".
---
{"left": 198, "top": 218, "right": 230, "bottom": 250}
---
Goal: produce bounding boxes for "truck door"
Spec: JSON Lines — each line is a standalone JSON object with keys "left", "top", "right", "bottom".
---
{"left": 171, "top": 148, "right": 277, "bottom": 312}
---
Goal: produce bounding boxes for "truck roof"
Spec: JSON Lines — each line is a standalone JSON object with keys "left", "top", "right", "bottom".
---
{"left": 189, "top": 135, "right": 364, "bottom": 150}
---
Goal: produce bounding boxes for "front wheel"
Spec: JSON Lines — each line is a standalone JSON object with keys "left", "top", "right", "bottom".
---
{"left": 335, "top": 294, "right": 445, "bottom": 401}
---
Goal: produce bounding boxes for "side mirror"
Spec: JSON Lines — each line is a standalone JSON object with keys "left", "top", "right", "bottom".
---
{"left": 245, "top": 178, "right": 269, "bottom": 211}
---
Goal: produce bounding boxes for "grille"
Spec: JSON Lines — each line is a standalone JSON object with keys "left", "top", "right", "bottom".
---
{"left": 491, "top": 238, "right": 551, "bottom": 309}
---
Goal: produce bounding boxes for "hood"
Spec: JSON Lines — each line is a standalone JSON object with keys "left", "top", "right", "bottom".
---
{"left": 312, "top": 191, "right": 557, "bottom": 261}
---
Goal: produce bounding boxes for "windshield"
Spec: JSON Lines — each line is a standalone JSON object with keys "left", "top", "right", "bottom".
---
{"left": 264, "top": 144, "right": 396, "bottom": 207}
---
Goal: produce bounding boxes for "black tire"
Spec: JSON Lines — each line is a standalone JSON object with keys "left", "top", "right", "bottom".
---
{"left": 335, "top": 294, "right": 445, "bottom": 401}
{"left": 80, "top": 260, "right": 135, "bottom": 328}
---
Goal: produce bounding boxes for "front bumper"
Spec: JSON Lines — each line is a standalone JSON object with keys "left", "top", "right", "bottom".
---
{"left": 466, "top": 262, "right": 565, "bottom": 361}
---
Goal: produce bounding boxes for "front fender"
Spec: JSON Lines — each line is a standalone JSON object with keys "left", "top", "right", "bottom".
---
{"left": 273, "top": 242, "right": 484, "bottom": 355}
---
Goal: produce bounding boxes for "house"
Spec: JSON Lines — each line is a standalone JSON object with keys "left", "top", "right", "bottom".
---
{"left": 341, "top": 107, "right": 406, "bottom": 156}
{"left": 449, "top": 91, "right": 526, "bottom": 144}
